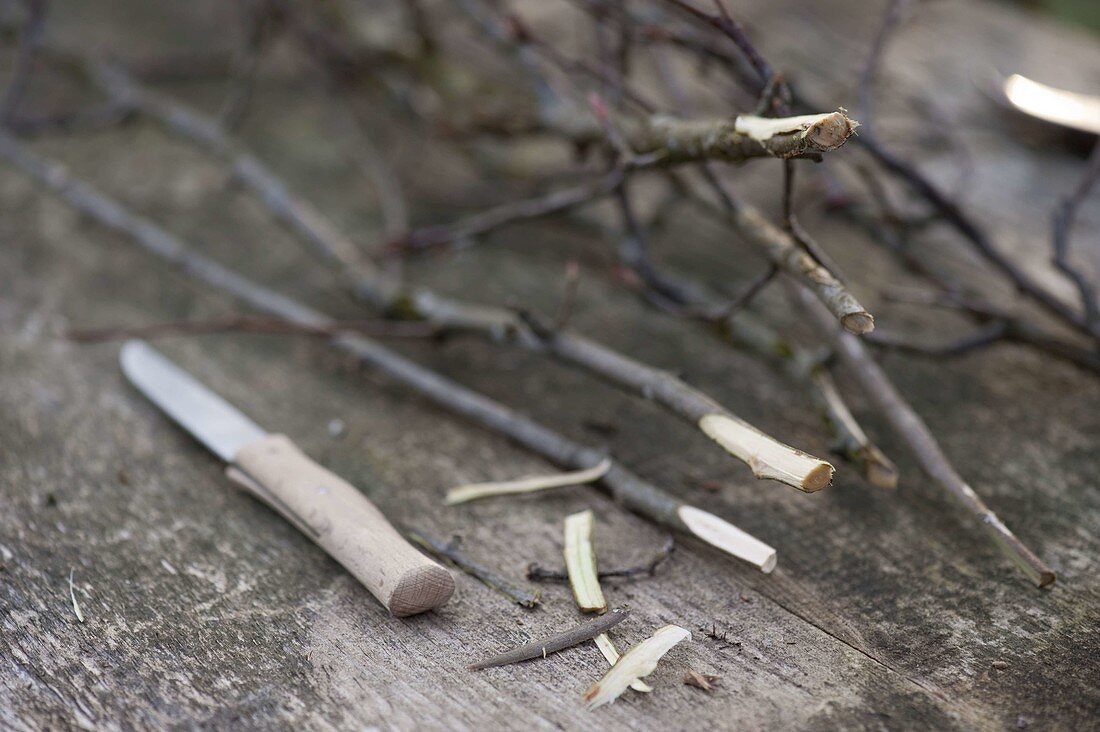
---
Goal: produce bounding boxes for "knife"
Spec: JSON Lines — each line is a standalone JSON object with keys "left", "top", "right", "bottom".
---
{"left": 1002, "top": 73, "right": 1100, "bottom": 136}
{"left": 120, "top": 339, "right": 455, "bottom": 617}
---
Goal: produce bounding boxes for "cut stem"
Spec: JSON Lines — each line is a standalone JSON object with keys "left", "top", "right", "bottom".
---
{"left": 790, "top": 280, "right": 1055, "bottom": 587}
{"left": 0, "top": 132, "right": 778, "bottom": 573}
{"left": 563, "top": 510, "right": 608, "bottom": 613}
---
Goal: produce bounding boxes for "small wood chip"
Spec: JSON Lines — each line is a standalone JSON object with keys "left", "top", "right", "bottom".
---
{"left": 683, "top": 669, "right": 720, "bottom": 691}
{"left": 444, "top": 459, "right": 611, "bottom": 505}
{"left": 584, "top": 625, "right": 691, "bottom": 709}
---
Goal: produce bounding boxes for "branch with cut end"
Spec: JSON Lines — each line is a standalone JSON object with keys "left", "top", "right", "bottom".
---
{"left": 732, "top": 203, "right": 873, "bottom": 334}
{"left": 616, "top": 180, "right": 895, "bottom": 487}
{"left": 0, "top": 131, "right": 778, "bottom": 572}
{"left": 552, "top": 108, "right": 858, "bottom": 164}
{"left": 789, "top": 280, "right": 1055, "bottom": 587}
{"left": 85, "top": 63, "right": 830, "bottom": 494}
{"left": 717, "top": 310, "right": 898, "bottom": 489}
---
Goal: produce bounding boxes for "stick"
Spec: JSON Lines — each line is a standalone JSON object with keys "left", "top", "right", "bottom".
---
{"left": 64, "top": 315, "right": 440, "bottom": 342}
{"left": 527, "top": 536, "right": 675, "bottom": 582}
{"left": 0, "top": 131, "right": 778, "bottom": 572}
{"left": 404, "top": 528, "right": 540, "bottom": 609}
{"left": 468, "top": 606, "right": 630, "bottom": 670}
{"left": 88, "top": 63, "right": 830, "bottom": 494}
{"left": 789, "top": 280, "right": 1055, "bottom": 587}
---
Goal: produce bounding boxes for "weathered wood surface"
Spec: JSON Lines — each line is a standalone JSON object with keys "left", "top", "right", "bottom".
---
{"left": 2, "top": 0, "right": 1099, "bottom": 729}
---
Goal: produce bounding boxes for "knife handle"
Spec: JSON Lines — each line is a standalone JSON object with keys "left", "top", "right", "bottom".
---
{"left": 227, "top": 434, "right": 454, "bottom": 617}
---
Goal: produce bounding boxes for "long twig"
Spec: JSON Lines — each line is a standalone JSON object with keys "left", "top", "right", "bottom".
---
{"left": 87, "top": 61, "right": 832, "bottom": 493}
{"left": 0, "top": 130, "right": 781, "bottom": 571}
{"left": 1050, "top": 139, "right": 1100, "bottom": 329}
{"left": 527, "top": 536, "right": 675, "bottom": 582}
{"left": 788, "top": 280, "right": 1055, "bottom": 587}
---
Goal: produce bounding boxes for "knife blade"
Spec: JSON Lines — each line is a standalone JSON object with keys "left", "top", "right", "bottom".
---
{"left": 120, "top": 339, "right": 454, "bottom": 617}
{"left": 1002, "top": 74, "right": 1100, "bottom": 136}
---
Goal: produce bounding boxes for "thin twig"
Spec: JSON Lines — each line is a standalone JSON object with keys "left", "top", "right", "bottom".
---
{"left": 788, "top": 279, "right": 1055, "bottom": 587}
{"left": 468, "top": 606, "right": 630, "bottom": 670}
{"left": 527, "top": 536, "right": 675, "bottom": 582}
{"left": 404, "top": 528, "right": 540, "bottom": 608}
{"left": 84, "top": 63, "right": 831, "bottom": 492}
{"left": 1050, "top": 139, "right": 1100, "bottom": 328}
{"left": 0, "top": 131, "right": 779, "bottom": 570}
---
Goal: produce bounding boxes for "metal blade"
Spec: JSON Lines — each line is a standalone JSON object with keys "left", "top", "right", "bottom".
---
{"left": 120, "top": 340, "right": 266, "bottom": 462}
{"left": 1003, "top": 74, "right": 1100, "bottom": 136}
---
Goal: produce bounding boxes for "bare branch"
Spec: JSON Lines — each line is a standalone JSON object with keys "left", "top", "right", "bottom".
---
{"left": 789, "top": 280, "right": 1055, "bottom": 587}
{"left": 0, "top": 130, "right": 783, "bottom": 569}
{"left": 1050, "top": 139, "right": 1100, "bottom": 328}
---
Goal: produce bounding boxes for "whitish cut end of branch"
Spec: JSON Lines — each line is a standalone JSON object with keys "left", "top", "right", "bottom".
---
{"left": 445, "top": 459, "right": 611, "bottom": 505}
{"left": 564, "top": 510, "right": 608, "bottom": 613}
{"left": 594, "top": 634, "right": 653, "bottom": 693}
{"left": 698, "top": 414, "right": 833, "bottom": 492}
{"left": 677, "top": 506, "right": 777, "bottom": 573}
{"left": 735, "top": 111, "right": 858, "bottom": 152}
{"left": 584, "top": 625, "right": 691, "bottom": 709}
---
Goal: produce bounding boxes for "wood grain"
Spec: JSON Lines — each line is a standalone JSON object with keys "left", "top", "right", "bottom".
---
{"left": 1, "top": 0, "right": 1099, "bottom": 729}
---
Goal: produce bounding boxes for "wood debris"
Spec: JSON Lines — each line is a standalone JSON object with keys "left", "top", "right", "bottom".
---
{"left": 683, "top": 670, "right": 720, "bottom": 691}
{"left": 563, "top": 510, "right": 607, "bottom": 613}
{"left": 584, "top": 625, "right": 691, "bottom": 709}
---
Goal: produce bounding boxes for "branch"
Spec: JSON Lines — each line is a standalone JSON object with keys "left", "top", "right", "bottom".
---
{"left": 0, "top": 0, "right": 47, "bottom": 126}
{"left": 553, "top": 108, "right": 858, "bottom": 164}
{"left": 788, "top": 280, "right": 1055, "bottom": 587}
{"left": 730, "top": 196, "right": 874, "bottom": 334}
{"left": 1050, "top": 139, "right": 1100, "bottom": 329}
{"left": 89, "top": 62, "right": 832, "bottom": 493}
{"left": 404, "top": 528, "right": 540, "bottom": 608}
{"left": 0, "top": 130, "right": 781, "bottom": 571}
{"left": 616, "top": 178, "right": 894, "bottom": 486}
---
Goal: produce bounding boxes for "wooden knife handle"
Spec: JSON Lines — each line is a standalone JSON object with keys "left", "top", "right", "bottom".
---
{"left": 229, "top": 434, "right": 454, "bottom": 617}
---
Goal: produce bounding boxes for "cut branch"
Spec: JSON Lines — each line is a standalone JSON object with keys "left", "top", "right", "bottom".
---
{"left": 789, "top": 280, "right": 1055, "bottom": 587}
{"left": 87, "top": 63, "right": 831, "bottom": 494}
{"left": 0, "top": 130, "right": 778, "bottom": 572}
{"left": 732, "top": 203, "right": 874, "bottom": 334}
{"left": 554, "top": 108, "right": 858, "bottom": 164}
